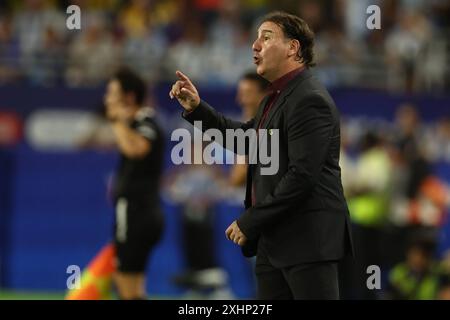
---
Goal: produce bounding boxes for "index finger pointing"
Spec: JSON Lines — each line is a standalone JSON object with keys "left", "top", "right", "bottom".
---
{"left": 225, "top": 227, "right": 232, "bottom": 240}
{"left": 176, "top": 70, "right": 191, "bottom": 83}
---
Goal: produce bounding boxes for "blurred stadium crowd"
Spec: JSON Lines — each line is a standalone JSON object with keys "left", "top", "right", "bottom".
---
{"left": 0, "top": 0, "right": 450, "bottom": 300}
{"left": 0, "top": 0, "right": 449, "bottom": 91}
{"left": 339, "top": 103, "right": 450, "bottom": 299}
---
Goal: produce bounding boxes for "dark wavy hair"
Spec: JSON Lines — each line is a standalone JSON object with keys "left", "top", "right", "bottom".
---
{"left": 261, "top": 11, "right": 316, "bottom": 68}
{"left": 112, "top": 67, "right": 147, "bottom": 106}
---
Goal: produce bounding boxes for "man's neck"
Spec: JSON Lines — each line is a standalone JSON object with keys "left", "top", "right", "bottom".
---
{"left": 270, "top": 62, "right": 304, "bottom": 83}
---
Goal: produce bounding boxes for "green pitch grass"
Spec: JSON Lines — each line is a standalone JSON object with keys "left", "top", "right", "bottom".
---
{"left": 0, "top": 290, "right": 177, "bottom": 300}
{"left": 0, "top": 290, "right": 66, "bottom": 300}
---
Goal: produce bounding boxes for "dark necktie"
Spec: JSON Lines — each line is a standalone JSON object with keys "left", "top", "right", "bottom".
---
{"left": 251, "top": 89, "right": 279, "bottom": 206}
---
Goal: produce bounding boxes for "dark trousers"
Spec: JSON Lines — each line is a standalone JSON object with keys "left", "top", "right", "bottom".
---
{"left": 255, "top": 246, "right": 339, "bottom": 300}
{"left": 339, "top": 224, "right": 383, "bottom": 300}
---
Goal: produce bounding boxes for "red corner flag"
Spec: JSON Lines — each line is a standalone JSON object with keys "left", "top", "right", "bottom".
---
{"left": 65, "top": 243, "right": 116, "bottom": 300}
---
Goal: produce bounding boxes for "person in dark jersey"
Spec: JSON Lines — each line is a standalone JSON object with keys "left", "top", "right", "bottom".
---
{"left": 105, "top": 67, "right": 165, "bottom": 300}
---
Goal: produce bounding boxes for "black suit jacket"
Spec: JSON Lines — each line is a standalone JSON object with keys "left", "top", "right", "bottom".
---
{"left": 183, "top": 69, "right": 354, "bottom": 268}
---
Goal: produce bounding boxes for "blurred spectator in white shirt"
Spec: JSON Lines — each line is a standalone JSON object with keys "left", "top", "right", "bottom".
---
{"left": 13, "top": 0, "right": 66, "bottom": 85}
{"left": 0, "top": 14, "right": 21, "bottom": 83}
{"left": 65, "top": 11, "right": 120, "bottom": 86}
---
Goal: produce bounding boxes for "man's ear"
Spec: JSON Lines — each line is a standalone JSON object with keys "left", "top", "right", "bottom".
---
{"left": 288, "top": 39, "right": 301, "bottom": 60}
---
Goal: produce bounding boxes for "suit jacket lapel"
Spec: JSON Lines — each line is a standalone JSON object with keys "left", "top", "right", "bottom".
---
{"left": 245, "top": 92, "right": 273, "bottom": 207}
{"left": 263, "top": 69, "right": 313, "bottom": 130}
{"left": 258, "top": 69, "right": 313, "bottom": 145}
{"left": 246, "top": 69, "right": 313, "bottom": 190}
{"left": 253, "top": 95, "right": 270, "bottom": 129}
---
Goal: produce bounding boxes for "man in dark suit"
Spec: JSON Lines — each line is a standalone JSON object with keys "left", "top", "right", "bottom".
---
{"left": 169, "top": 11, "right": 353, "bottom": 300}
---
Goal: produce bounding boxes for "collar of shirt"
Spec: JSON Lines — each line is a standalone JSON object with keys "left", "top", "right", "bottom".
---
{"left": 268, "top": 66, "right": 305, "bottom": 95}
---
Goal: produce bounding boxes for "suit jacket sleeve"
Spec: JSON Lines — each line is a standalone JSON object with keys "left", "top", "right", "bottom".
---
{"left": 183, "top": 100, "right": 255, "bottom": 154}
{"left": 237, "top": 94, "right": 335, "bottom": 240}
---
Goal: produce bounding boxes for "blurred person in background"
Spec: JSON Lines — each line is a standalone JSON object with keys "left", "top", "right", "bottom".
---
{"left": 13, "top": 0, "right": 66, "bottom": 85}
{"left": 339, "top": 0, "right": 378, "bottom": 41}
{"left": 105, "top": 67, "right": 165, "bottom": 300}
{"left": 385, "top": 235, "right": 440, "bottom": 300}
{"left": 228, "top": 72, "right": 270, "bottom": 189}
{"left": 76, "top": 102, "right": 116, "bottom": 150}
{"left": 118, "top": 0, "right": 152, "bottom": 38}
{"left": 393, "top": 104, "right": 429, "bottom": 196}
{"left": 437, "top": 275, "right": 450, "bottom": 300}
{"left": 385, "top": 9, "right": 433, "bottom": 93}
{"left": 164, "top": 142, "right": 233, "bottom": 299}
{"left": 0, "top": 13, "right": 21, "bottom": 84}
{"left": 296, "top": 0, "right": 326, "bottom": 34}
{"left": 341, "top": 131, "right": 392, "bottom": 299}
{"left": 164, "top": 16, "right": 210, "bottom": 84}
{"left": 207, "top": 0, "right": 255, "bottom": 85}
{"left": 65, "top": 11, "right": 120, "bottom": 86}
{"left": 314, "top": 21, "right": 361, "bottom": 88}
{"left": 389, "top": 106, "right": 423, "bottom": 208}
{"left": 225, "top": 71, "right": 269, "bottom": 297}
{"left": 424, "top": 117, "right": 450, "bottom": 164}
{"left": 30, "top": 24, "right": 66, "bottom": 85}
{"left": 437, "top": 250, "right": 450, "bottom": 300}
{"left": 386, "top": 104, "right": 445, "bottom": 268}
{"left": 118, "top": 0, "right": 168, "bottom": 83}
